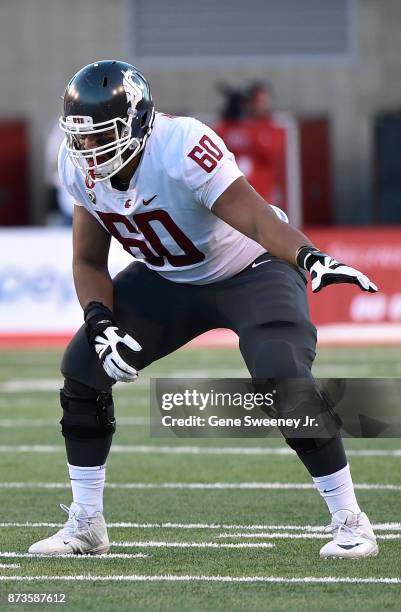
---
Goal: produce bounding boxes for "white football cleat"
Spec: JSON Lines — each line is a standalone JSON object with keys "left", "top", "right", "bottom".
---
{"left": 320, "top": 509, "right": 379, "bottom": 559}
{"left": 28, "top": 502, "right": 109, "bottom": 555}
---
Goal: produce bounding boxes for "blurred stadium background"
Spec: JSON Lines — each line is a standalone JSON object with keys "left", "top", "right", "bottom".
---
{"left": 1, "top": 2, "right": 401, "bottom": 607}
{"left": 0, "top": 0, "right": 401, "bottom": 346}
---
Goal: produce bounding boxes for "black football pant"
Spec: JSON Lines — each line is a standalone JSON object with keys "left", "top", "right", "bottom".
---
{"left": 61, "top": 254, "right": 346, "bottom": 477}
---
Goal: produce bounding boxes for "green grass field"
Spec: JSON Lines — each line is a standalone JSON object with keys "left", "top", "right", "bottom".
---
{"left": 0, "top": 346, "right": 400, "bottom": 611}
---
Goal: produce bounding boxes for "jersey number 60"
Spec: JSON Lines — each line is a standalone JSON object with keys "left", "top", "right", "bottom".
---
{"left": 187, "top": 135, "right": 223, "bottom": 173}
{"left": 97, "top": 209, "right": 205, "bottom": 267}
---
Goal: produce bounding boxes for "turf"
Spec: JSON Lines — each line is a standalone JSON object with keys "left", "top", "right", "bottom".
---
{"left": 0, "top": 346, "right": 400, "bottom": 611}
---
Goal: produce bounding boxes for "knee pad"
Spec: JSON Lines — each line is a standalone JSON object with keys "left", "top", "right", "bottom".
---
{"left": 285, "top": 435, "right": 335, "bottom": 454}
{"left": 259, "top": 376, "right": 342, "bottom": 442}
{"left": 60, "top": 379, "right": 116, "bottom": 440}
{"left": 283, "top": 380, "right": 344, "bottom": 454}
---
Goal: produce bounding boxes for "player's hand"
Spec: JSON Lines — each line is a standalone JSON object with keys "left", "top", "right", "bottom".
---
{"left": 296, "top": 246, "right": 378, "bottom": 293}
{"left": 93, "top": 326, "right": 141, "bottom": 382}
{"left": 84, "top": 301, "right": 142, "bottom": 382}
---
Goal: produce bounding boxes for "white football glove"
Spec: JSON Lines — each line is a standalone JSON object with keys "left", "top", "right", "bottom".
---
{"left": 94, "top": 326, "right": 142, "bottom": 382}
{"left": 84, "top": 301, "right": 142, "bottom": 383}
{"left": 296, "top": 246, "right": 378, "bottom": 293}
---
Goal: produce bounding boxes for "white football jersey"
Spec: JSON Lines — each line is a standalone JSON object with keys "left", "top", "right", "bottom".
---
{"left": 59, "top": 113, "right": 288, "bottom": 284}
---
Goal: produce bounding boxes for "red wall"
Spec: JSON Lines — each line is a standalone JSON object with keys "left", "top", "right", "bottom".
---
{"left": 0, "top": 120, "right": 30, "bottom": 225}
{"left": 299, "top": 117, "right": 332, "bottom": 225}
{"left": 305, "top": 227, "right": 401, "bottom": 325}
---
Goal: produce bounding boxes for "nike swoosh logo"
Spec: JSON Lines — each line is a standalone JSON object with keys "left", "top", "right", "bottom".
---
{"left": 323, "top": 484, "right": 342, "bottom": 493}
{"left": 143, "top": 195, "right": 158, "bottom": 206}
{"left": 252, "top": 259, "right": 272, "bottom": 268}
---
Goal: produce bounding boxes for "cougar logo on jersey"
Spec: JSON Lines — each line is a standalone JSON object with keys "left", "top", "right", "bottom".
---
{"left": 86, "top": 190, "right": 96, "bottom": 204}
{"left": 122, "top": 69, "right": 143, "bottom": 113}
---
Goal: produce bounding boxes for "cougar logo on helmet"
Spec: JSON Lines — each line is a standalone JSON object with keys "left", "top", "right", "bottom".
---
{"left": 122, "top": 69, "right": 143, "bottom": 112}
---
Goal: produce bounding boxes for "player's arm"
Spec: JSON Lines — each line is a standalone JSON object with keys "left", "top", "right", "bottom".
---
{"left": 72, "top": 204, "right": 113, "bottom": 309}
{"left": 212, "top": 177, "right": 312, "bottom": 262}
{"left": 212, "top": 177, "right": 377, "bottom": 293}
{"left": 73, "top": 205, "right": 141, "bottom": 382}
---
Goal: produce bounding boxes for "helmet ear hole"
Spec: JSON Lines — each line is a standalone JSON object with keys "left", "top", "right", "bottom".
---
{"left": 140, "top": 112, "right": 148, "bottom": 128}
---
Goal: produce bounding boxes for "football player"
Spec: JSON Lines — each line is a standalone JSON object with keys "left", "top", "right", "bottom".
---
{"left": 29, "top": 61, "right": 378, "bottom": 559}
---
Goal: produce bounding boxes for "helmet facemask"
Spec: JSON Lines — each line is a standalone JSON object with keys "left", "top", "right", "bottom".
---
{"left": 59, "top": 108, "right": 154, "bottom": 183}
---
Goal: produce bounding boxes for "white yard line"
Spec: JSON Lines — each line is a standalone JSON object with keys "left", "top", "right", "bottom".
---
{"left": 0, "top": 417, "right": 148, "bottom": 427}
{"left": 0, "top": 563, "right": 20, "bottom": 569}
{"left": 341, "top": 450, "right": 401, "bottom": 457}
{"left": 0, "top": 380, "right": 63, "bottom": 393}
{"left": 0, "top": 379, "right": 147, "bottom": 393}
{"left": 1, "top": 481, "right": 401, "bottom": 491}
{"left": 110, "top": 541, "right": 275, "bottom": 549}
{"left": 1, "top": 521, "right": 400, "bottom": 530}
{"left": 0, "top": 446, "right": 62, "bottom": 453}
{"left": 0, "top": 552, "right": 148, "bottom": 560}
{"left": 218, "top": 532, "right": 401, "bottom": 540}
{"left": 0, "top": 371, "right": 248, "bottom": 394}
{"left": 1, "top": 444, "right": 401, "bottom": 457}
{"left": 0, "top": 445, "right": 298, "bottom": 455}
{"left": 157, "top": 370, "right": 248, "bottom": 378}
{"left": 0, "top": 574, "right": 400, "bottom": 584}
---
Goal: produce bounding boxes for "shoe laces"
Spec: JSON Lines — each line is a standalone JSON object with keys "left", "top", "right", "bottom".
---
{"left": 324, "top": 514, "right": 368, "bottom": 545}
{"left": 59, "top": 503, "right": 94, "bottom": 539}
